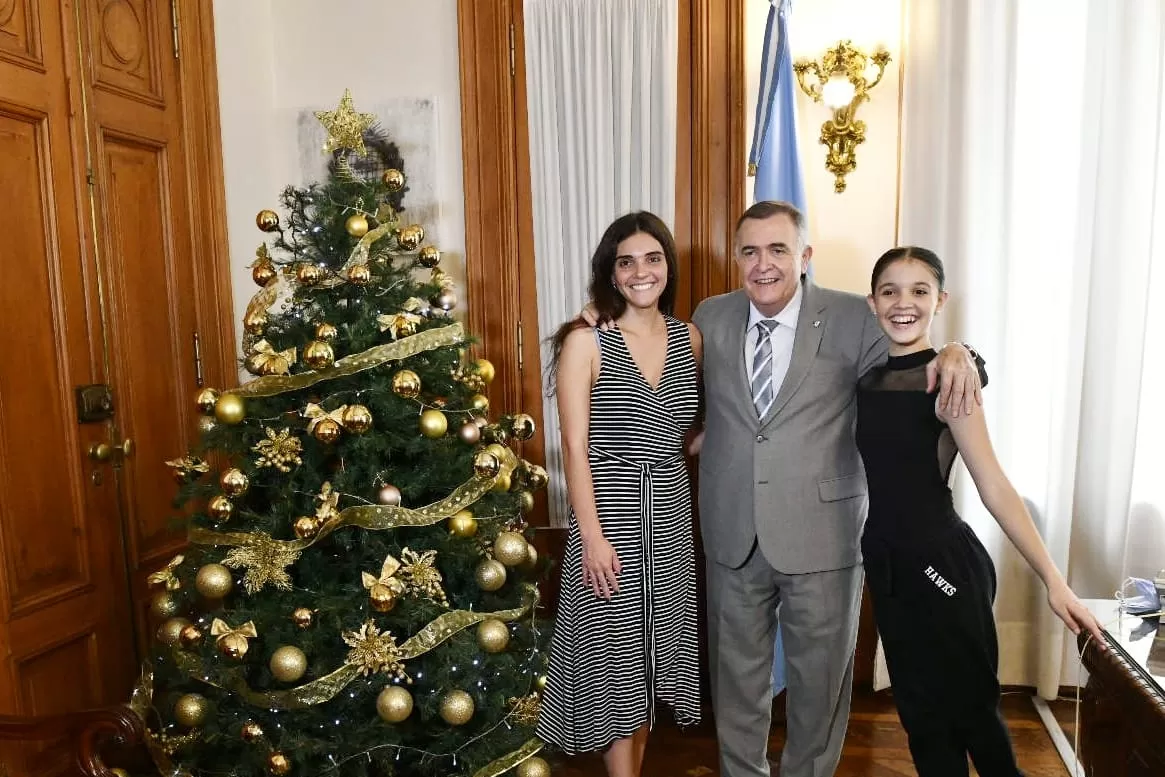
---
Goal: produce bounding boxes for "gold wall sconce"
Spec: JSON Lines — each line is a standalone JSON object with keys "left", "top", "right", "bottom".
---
{"left": 793, "top": 40, "right": 891, "bottom": 192}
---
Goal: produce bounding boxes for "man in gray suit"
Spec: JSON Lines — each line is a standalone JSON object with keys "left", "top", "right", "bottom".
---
{"left": 692, "top": 200, "right": 980, "bottom": 777}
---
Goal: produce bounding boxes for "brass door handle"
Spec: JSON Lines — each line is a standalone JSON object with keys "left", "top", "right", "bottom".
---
{"left": 88, "top": 439, "right": 134, "bottom": 461}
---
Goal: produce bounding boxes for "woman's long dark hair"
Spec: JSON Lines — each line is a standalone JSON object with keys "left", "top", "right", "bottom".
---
{"left": 544, "top": 211, "right": 678, "bottom": 394}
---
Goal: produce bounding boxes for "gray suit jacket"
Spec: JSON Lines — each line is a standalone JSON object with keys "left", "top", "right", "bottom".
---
{"left": 692, "top": 280, "right": 887, "bottom": 573}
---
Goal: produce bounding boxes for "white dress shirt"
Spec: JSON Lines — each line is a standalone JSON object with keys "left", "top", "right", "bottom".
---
{"left": 744, "top": 281, "right": 803, "bottom": 402}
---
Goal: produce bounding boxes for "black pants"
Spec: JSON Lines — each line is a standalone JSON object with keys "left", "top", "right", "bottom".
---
{"left": 865, "top": 522, "right": 1023, "bottom": 777}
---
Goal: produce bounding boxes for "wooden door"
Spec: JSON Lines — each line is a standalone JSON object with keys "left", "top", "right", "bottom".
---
{"left": 0, "top": 0, "right": 138, "bottom": 774}
{"left": 77, "top": 0, "right": 202, "bottom": 657}
{"left": 0, "top": 1, "right": 233, "bottom": 774}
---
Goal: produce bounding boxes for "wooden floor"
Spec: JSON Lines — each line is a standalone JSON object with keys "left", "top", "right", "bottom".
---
{"left": 555, "top": 691, "right": 1076, "bottom": 777}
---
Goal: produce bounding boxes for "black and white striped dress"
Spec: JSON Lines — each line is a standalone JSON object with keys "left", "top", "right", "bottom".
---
{"left": 537, "top": 316, "right": 701, "bottom": 753}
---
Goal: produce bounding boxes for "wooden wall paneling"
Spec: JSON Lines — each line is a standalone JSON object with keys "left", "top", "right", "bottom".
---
{"left": 457, "top": 0, "right": 548, "bottom": 526}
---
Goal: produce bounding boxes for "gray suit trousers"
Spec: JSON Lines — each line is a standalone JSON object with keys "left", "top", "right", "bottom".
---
{"left": 707, "top": 544, "right": 863, "bottom": 777}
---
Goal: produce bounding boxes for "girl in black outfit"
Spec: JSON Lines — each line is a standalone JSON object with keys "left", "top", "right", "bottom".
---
{"left": 855, "top": 246, "right": 1104, "bottom": 777}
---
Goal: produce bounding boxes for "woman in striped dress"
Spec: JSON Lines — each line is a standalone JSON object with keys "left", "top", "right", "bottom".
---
{"left": 537, "top": 211, "right": 702, "bottom": 777}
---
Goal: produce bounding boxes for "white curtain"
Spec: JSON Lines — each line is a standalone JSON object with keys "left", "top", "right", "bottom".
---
{"left": 524, "top": 0, "right": 679, "bottom": 526}
{"left": 892, "top": 0, "right": 1165, "bottom": 699}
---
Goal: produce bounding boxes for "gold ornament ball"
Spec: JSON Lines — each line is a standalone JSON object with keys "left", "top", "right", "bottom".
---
{"left": 377, "top": 483, "right": 402, "bottom": 506}
{"left": 472, "top": 450, "right": 501, "bottom": 478}
{"left": 342, "top": 404, "right": 374, "bottom": 434}
{"left": 316, "top": 322, "right": 339, "bottom": 341}
{"left": 439, "top": 689, "right": 475, "bottom": 726}
{"left": 220, "top": 468, "right": 249, "bottom": 497}
{"left": 417, "top": 245, "right": 441, "bottom": 268}
{"left": 484, "top": 424, "right": 510, "bottom": 445}
{"left": 312, "top": 417, "right": 343, "bottom": 444}
{"left": 269, "top": 645, "right": 308, "bottom": 683}
{"left": 523, "top": 542, "right": 539, "bottom": 571}
{"left": 345, "top": 213, "right": 370, "bottom": 237}
{"left": 217, "top": 632, "right": 250, "bottom": 660}
{"left": 303, "top": 339, "right": 335, "bottom": 370}
{"left": 475, "top": 358, "right": 496, "bottom": 384}
{"left": 376, "top": 685, "right": 414, "bottom": 723}
{"left": 494, "top": 531, "right": 529, "bottom": 567}
{"left": 475, "top": 558, "right": 507, "bottom": 592}
{"left": 173, "top": 693, "right": 210, "bottom": 729}
{"left": 486, "top": 442, "right": 509, "bottom": 460}
{"left": 535, "top": 674, "right": 548, "bottom": 691}
{"left": 347, "top": 262, "right": 372, "bottom": 285}
{"left": 510, "top": 413, "right": 536, "bottom": 441}
{"left": 368, "top": 582, "right": 398, "bottom": 613}
{"left": 156, "top": 617, "right": 191, "bottom": 647}
{"left": 491, "top": 471, "right": 513, "bottom": 493}
{"left": 207, "top": 494, "right": 234, "bottom": 524}
{"left": 266, "top": 752, "right": 292, "bottom": 776}
{"left": 398, "top": 225, "right": 425, "bottom": 251}
{"left": 448, "top": 509, "right": 478, "bottom": 538}
{"left": 244, "top": 310, "right": 268, "bottom": 336}
{"left": 458, "top": 421, "right": 482, "bottom": 445}
{"left": 432, "top": 291, "right": 458, "bottom": 312}
{"left": 214, "top": 393, "right": 246, "bottom": 425}
{"left": 519, "top": 490, "right": 536, "bottom": 514}
{"left": 476, "top": 618, "right": 510, "bottom": 653}
{"left": 291, "top": 607, "right": 314, "bottom": 629}
{"left": 179, "top": 624, "right": 204, "bottom": 649}
{"left": 149, "top": 591, "right": 181, "bottom": 620}
{"left": 255, "top": 209, "right": 280, "bottom": 232}
{"left": 252, "top": 261, "right": 277, "bottom": 287}
{"left": 527, "top": 464, "right": 550, "bottom": 490}
{"left": 195, "top": 387, "right": 220, "bottom": 415}
{"left": 382, "top": 168, "right": 406, "bottom": 192}
{"left": 293, "top": 515, "right": 321, "bottom": 539}
{"left": 296, "top": 263, "right": 324, "bottom": 286}
{"left": 195, "top": 563, "right": 235, "bottom": 599}
{"left": 240, "top": 719, "right": 264, "bottom": 742}
{"left": 469, "top": 394, "right": 490, "bottom": 413}
{"left": 391, "top": 369, "right": 422, "bottom": 399}
{"left": 419, "top": 409, "right": 448, "bottom": 438}
{"left": 516, "top": 756, "right": 552, "bottom": 777}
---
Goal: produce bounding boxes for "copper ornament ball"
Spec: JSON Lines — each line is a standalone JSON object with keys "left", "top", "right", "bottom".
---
{"left": 381, "top": 168, "right": 406, "bottom": 192}
{"left": 195, "top": 387, "right": 220, "bottom": 415}
{"left": 391, "top": 369, "right": 421, "bottom": 399}
{"left": 291, "top": 607, "right": 314, "bottom": 629}
{"left": 296, "top": 263, "right": 324, "bottom": 286}
{"left": 347, "top": 262, "right": 372, "bottom": 285}
{"left": 207, "top": 495, "right": 234, "bottom": 524}
{"left": 342, "top": 404, "right": 373, "bottom": 434}
{"left": 293, "top": 515, "right": 321, "bottom": 539}
{"left": 252, "top": 261, "right": 277, "bottom": 287}
{"left": 240, "top": 719, "right": 264, "bottom": 742}
{"left": 368, "top": 582, "right": 398, "bottom": 613}
{"left": 417, "top": 245, "right": 441, "bottom": 268}
{"left": 219, "top": 468, "right": 249, "bottom": 497}
{"left": 303, "top": 340, "right": 335, "bottom": 370}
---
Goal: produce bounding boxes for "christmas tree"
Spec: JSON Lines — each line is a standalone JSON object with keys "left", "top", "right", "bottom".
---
{"left": 136, "top": 90, "right": 553, "bottom": 777}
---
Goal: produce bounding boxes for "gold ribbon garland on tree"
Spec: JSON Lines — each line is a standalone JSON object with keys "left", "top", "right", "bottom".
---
{"left": 188, "top": 444, "right": 523, "bottom": 587}
{"left": 471, "top": 738, "right": 546, "bottom": 777}
{"left": 169, "top": 585, "right": 537, "bottom": 710}
{"left": 230, "top": 322, "right": 464, "bottom": 399}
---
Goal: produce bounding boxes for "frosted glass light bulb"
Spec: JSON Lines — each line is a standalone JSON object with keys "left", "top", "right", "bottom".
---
{"left": 822, "top": 75, "right": 856, "bottom": 109}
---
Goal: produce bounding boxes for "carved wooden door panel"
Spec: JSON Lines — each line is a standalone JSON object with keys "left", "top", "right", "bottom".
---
{"left": 0, "top": 0, "right": 139, "bottom": 774}
{"left": 78, "top": 0, "right": 198, "bottom": 659}
{"left": 0, "top": 1, "right": 229, "bottom": 774}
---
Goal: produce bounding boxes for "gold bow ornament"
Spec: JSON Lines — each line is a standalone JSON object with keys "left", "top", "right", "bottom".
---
{"left": 146, "top": 555, "right": 185, "bottom": 591}
{"left": 362, "top": 554, "right": 407, "bottom": 612}
{"left": 210, "top": 618, "right": 259, "bottom": 660}
{"left": 245, "top": 339, "right": 297, "bottom": 377}
{"left": 377, "top": 311, "right": 424, "bottom": 340}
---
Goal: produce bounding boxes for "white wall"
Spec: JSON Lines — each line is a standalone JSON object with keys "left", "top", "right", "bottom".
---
{"left": 744, "top": 0, "right": 902, "bottom": 294}
{"left": 213, "top": 0, "right": 466, "bottom": 359}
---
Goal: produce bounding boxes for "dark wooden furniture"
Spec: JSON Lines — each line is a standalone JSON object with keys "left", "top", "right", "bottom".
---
{"left": 0, "top": 705, "right": 146, "bottom": 777}
{"left": 1078, "top": 600, "right": 1165, "bottom": 777}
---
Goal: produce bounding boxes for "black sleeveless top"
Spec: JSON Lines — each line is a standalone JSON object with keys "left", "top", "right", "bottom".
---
{"left": 856, "top": 348, "right": 962, "bottom": 554}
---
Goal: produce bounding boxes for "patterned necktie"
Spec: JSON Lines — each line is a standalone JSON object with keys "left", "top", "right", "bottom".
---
{"left": 751, "top": 319, "right": 779, "bottom": 417}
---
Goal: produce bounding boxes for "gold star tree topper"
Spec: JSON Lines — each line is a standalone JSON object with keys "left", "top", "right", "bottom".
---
{"left": 314, "top": 89, "right": 375, "bottom": 156}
